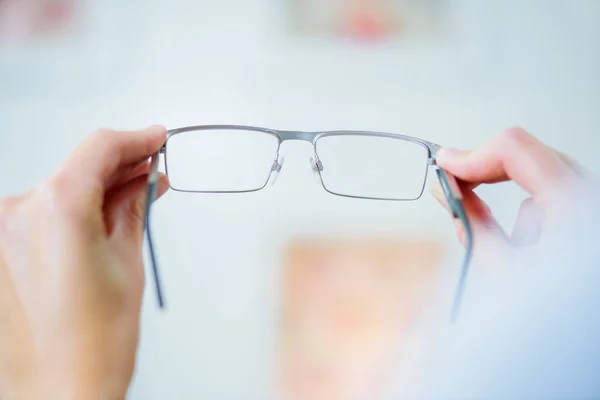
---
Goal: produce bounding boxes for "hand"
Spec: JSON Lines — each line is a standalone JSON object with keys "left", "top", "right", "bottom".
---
{"left": 432, "top": 127, "right": 599, "bottom": 272}
{"left": 0, "top": 126, "right": 170, "bottom": 399}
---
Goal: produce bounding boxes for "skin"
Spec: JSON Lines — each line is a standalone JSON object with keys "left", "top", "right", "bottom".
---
{"left": 0, "top": 125, "right": 169, "bottom": 400}
{"left": 0, "top": 125, "right": 597, "bottom": 398}
{"left": 431, "top": 127, "right": 599, "bottom": 268}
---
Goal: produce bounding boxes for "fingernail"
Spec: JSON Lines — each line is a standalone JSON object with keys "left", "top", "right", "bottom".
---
{"left": 146, "top": 124, "right": 167, "bottom": 136}
{"left": 437, "top": 147, "right": 464, "bottom": 161}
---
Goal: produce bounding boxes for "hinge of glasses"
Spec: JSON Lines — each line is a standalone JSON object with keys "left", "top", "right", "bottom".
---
{"left": 429, "top": 155, "right": 437, "bottom": 166}
{"left": 159, "top": 145, "right": 166, "bottom": 154}
{"left": 429, "top": 143, "right": 441, "bottom": 166}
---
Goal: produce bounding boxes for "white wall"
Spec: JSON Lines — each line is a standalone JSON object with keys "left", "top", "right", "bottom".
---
{"left": 0, "top": 0, "right": 598, "bottom": 398}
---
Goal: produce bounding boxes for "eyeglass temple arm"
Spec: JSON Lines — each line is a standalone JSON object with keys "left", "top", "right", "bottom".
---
{"left": 143, "top": 140, "right": 470, "bottom": 316}
{"left": 144, "top": 151, "right": 165, "bottom": 309}
{"left": 435, "top": 167, "right": 473, "bottom": 323}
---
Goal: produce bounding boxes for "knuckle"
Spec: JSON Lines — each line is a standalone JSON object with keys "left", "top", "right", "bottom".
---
{"left": 45, "top": 177, "right": 68, "bottom": 204}
{"left": 35, "top": 177, "right": 76, "bottom": 217}
{"left": 498, "top": 127, "right": 533, "bottom": 147}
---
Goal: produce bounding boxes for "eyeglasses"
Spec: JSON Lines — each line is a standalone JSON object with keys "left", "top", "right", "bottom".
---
{"left": 144, "top": 125, "right": 473, "bottom": 321}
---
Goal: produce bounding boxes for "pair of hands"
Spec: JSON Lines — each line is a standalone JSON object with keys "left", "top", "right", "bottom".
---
{"left": 0, "top": 126, "right": 596, "bottom": 398}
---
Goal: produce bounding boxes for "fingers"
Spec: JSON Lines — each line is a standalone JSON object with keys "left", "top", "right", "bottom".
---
{"left": 436, "top": 127, "right": 578, "bottom": 197}
{"left": 59, "top": 125, "right": 167, "bottom": 195}
{"left": 554, "top": 149, "right": 600, "bottom": 187}
{"left": 103, "top": 173, "right": 169, "bottom": 240}
{"left": 431, "top": 182, "right": 510, "bottom": 257}
{"left": 114, "top": 160, "right": 152, "bottom": 187}
{"left": 511, "top": 197, "right": 544, "bottom": 246}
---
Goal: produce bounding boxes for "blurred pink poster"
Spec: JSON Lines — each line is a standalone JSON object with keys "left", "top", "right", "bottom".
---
{"left": 278, "top": 238, "right": 443, "bottom": 400}
{"left": 0, "top": 0, "right": 78, "bottom": 43}
{"left": 287, "top": 0, "right": 446, "bottom": 40}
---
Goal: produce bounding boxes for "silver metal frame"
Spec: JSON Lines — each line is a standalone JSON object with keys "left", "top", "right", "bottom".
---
{"left": 162, "top": 125, "right": 439, "bottom": 200}
{"left": 144, "top": 125, "right": 472, "bottom": 322}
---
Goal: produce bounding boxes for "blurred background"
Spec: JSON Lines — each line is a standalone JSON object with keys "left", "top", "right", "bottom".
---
{"left": 0, "top": 0, "right": 599, "bottom": 399}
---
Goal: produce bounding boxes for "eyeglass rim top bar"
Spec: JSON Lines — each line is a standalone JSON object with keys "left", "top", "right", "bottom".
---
{"left": 163, "top": 124, "right": 442, "bottom": 156}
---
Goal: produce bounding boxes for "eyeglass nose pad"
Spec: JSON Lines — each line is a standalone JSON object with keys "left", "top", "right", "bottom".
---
{"left": 269, "top": 156, "right": 284, "bottom": 186}
{"left": 309, "top": 156, "right": 323, "bottom": 183}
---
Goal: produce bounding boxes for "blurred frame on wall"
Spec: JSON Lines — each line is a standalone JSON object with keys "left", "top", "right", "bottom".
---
{"left": 278, "top": 237, "right": 443, "bottom": 400}
{"left": 286, "top": 0, "right": 447, "bottom": 40}
{"left": 0, "top": 0, "right": 80, "bottom": 44}
{"left": 0, "top": 0, "right": 146, "bottom": 100}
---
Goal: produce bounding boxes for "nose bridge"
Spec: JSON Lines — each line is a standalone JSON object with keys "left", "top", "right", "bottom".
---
{"left": 274, "top": 131, "right": 320, "bottom": 180}
{"left": 277, "top": 130, "right": 318, "bottom": 143}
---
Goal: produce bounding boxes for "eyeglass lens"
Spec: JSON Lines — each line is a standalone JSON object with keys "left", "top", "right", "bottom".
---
{"left": 165, "top": 129, "right": 429, "bottom": 200}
